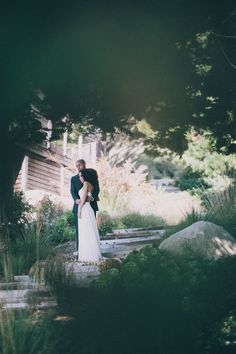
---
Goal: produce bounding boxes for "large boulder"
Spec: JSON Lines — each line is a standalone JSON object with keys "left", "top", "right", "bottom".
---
{"left": 54, "top": 241, "right": 76, "bottom": 255}
{"left": 159, "top": 221, "right": 236, "bottom": 260}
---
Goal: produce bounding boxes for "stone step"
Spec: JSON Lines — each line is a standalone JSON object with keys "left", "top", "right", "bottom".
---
{"left": 0, "top": 282, "right": 38, "bottom": 290}
{"left": 112, "top": 227, "right": 164, "bottom": 233}
{"left": 0, "top": 275, "right": 40, "bottom": 291}
{"left": 0, "top": 286, "right": 57, "bottom": 310}
{"left": 105, "top": 229, "right": 164, "bottom": 239}
{"left": 101, "top": 234, "right": 163, "bottom": 247}
{"left": 14, "top": 275, "right": 30, "bottom": 282}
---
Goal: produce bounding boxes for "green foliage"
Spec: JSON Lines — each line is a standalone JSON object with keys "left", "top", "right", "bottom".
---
{"left": 183, "top": 131, "right": 236, "bottom": 179}
{"left": 7, "top": 247, "right": 234, "bottom": 354}
{"left": 174, "top": 131, "right": 236, "bottom": 196}
{"left": 98, "top": 211, "right": 125, "bottom": 236}
{"left": 98, "top": 211, "right": 164, "bottom": 237}
{"left": 0, "top": 226, "right": 55, "bottom": 277}
{"left": 1, "top": 245, "right": 236, "bottom": 353}
{"left": 119, "top": 212, "right": 164, "bottom": 229}
{"left": 176, "top": 166, "right": 210, "bottom": 192}
{"left": 45, "top": 217, "right": 74, "bottom": 245}
{"left": 63, "top": 210, "right": 74, "bottom": 227}
{"left": 0, "top": 196, "right": 73, "bottom": 277}
{"left": 36, "top": 196, "right": 62, "bottom": 235}
{"left": 42, "top": 255, "right": 76, "bottom": 294}
{"left": 202, "top": 185, "right": 236, "bottom": 238}
{"left": 7, "top": 191, "right": 33, "bottom": 241}
{"left": 36, "top": 197, "right": 74, "bottom": 245}
{"left": 0, "top": 309, "right": 53, "bottom": 354}
{"left": 165, "top": 183, "right": 236, "bottom": 241}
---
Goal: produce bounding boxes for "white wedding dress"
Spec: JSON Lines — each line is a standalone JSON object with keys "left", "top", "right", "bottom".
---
{"left": 78, "top": 188, "right": 102, "bottom": 262}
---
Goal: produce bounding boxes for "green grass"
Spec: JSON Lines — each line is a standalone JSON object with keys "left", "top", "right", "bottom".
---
{"left": 98, "top": 211, "right": 165, "bottom": 237}
{"left": 119, "top": 212, "right": 165, "bottom": 229}
{"left": 0, "top": 227, "right": 55, "bottom": 279}
{"left": 162, "top": 184, "right": 236, "bottom": 243}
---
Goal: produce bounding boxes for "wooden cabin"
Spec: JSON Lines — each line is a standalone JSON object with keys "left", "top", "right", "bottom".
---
{"left": 14, "top": 119, "right": 100, "bottom": 206}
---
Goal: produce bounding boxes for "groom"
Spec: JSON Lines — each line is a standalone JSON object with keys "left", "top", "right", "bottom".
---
{"left": 70, "top": 159, "right": 100, "bottom": 252}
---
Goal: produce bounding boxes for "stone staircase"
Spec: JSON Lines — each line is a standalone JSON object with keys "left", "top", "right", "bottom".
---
{"left": 105, "top": 227, "right": 164, "bottom": 239}
{"left": 0, "top": 275, "right": 56, "bottom": 310}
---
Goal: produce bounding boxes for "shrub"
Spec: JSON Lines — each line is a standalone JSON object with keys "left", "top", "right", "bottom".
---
{"left": 98, "top": 211, "right": 125, "bottom": 236}
{"left": 0, "top": 309, "right": 52, "bottom": 354}
{"left": 24, "top": 246, "right": 236, "bottom": 354}
{"left": 163, "top": 183, "right": 236, "bottom": 242}
{"left": 42, "top": 254, "right": 76, "bottom": 293}
{"left": 35, "top": 198, "right": 74, "bottom": 245}
{"left": 176, "top": 166, "right": 210, "bottom": 192}
{"left": 35, "top": 196, "right": 62, "bottom": 235}
{"left": 98, "top": 211, "right": 164, "bottom": 237}
{"left": 10, "top": 226, "right": 55, "bottom": 275}
{"left": 63, "top": 210, "right": 74, "bottom": 227}
{"left": 1, "top": 246, "right": 236, "bottom": 354}
{"left": 202, "top": 184, "right": 236, "bottom": 238}
{"left": 120, "top": 212, "right": 164, "bottom": 229}
{"left": 6, "top": 191, "right": 33, "bottom": 241}
{"left": 45, "top": 217, "right": 74, "bottom": 245}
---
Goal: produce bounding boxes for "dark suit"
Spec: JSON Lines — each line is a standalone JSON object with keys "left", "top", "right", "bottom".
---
{"left": 70, "top": 174, "right": 100, "bottom": 250}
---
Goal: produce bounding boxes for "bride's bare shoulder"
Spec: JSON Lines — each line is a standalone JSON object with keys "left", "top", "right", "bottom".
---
{"left": 84, "top": 181, "right": 93, "bottom": 190}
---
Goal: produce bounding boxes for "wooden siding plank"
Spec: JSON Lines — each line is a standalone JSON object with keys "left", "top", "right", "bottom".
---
{"left": 28, "top": 167, "right": 60, "bottom": 180}
{"left": 29, "top": 159, "right": 60, "bottom": 173}
{"left": 28, "top": 174, "right": 60, "bottom": 185}
{"left": 27, "top": 180, "right": 60, "bottom": 193}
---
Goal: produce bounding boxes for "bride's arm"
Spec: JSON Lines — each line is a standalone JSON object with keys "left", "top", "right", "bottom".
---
{"left": 78, "top": 182, "right": 88, "bottom": 218}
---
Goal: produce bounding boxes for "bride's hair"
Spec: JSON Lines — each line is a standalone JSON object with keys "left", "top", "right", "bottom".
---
{"left": 80, "top": 168, "right": 98, "bottom": 185}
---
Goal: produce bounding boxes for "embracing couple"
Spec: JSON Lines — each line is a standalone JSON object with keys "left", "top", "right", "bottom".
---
{"left": 70, "top": 159, "right": 102, "bottom": 263}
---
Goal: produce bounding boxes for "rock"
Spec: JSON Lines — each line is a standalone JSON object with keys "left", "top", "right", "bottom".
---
{"left": 159, "top": 221, "right": 236, "bottom": 260}
{"left": 29, "top": 260, "right": 47, "bottom": 286}
{"left": 97, "top": 257, "right": 122, "bottom": 271}
{"left": 29, "top": 255, "right": 122, "bottom": 289}
{"left": 55, "top": 241, "right": 76, "bottom": 255}
{"left": 68, "top": 262, "right": 101, "bottom": 287}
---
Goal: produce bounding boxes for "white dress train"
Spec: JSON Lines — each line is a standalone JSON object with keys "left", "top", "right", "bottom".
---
{"left": 78, "top": 188, "right": 102, "bottom": 262}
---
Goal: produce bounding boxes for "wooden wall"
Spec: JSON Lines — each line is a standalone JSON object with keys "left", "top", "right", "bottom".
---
{"left": 14, "top": 154, "right": 72, "bottom": 197}
{"left": 28, "top": 155, "right": 61, "bottom": 194}
{"left": 14, "top": 140, "right": 100, "bottom": 197}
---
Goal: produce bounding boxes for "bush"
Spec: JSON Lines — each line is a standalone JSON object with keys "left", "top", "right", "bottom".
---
{"left": 22, "top": 246, "right": 236, "bottom": 354}
{"left": 45, "top": 217, "right": 74, "bottom": 245}
{"left": 35, "top": 198, "right": 74, "bottom": 245}
{"left": 36, "top": 196, "right": 62, "bottom": 235}
{"left": 167, "top": 184, "right": 236, "bottom": 241}
{"left": 202, "top": 184, "right": 236, "bottom": 238}
{"left": 1, "top": 246, "right": 236, "bottom": 354}
{"left": 42, "top": 254, "right": 76, "bottom": 294}
{"left": 120, "top": 212, "right": 164, "bottom": 229}
{"left": 176, "top": 166, "right": 210, "bottom": 192}
{"left": 0, "top": 309, "right": 52, "bottom": 354}
{"left": 6, "top": 191, "right": 33, "bottom": 241}
{"left": 63, "top": 210, "right": 74, "bottom": 227}
{"left": 10, "top": 226, "right": 55, "bottom": 275}
{"left": 0, "top": 225, "right": 55, "bottom": 278}
{"left": 98, "top": 211, "right": 125, "bottom": 236}
{"left": 98, "top": 211, "right": 164, "bottom": 237}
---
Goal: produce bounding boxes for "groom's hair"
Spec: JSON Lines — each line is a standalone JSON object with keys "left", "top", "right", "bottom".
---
{"left": 76, "top": 159, "right": 86, "bottom": 166}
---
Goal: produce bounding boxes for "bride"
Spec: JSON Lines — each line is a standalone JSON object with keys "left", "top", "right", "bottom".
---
{"left": 77, "top": 168, "right": 102, "bottom": 263}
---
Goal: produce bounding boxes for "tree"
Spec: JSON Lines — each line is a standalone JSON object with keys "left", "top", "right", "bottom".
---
{"left": 1, "top": 0, "right": 236, "bottom": 247}
{"left": 144, "top": 1, "right": 236, "bottom": 154}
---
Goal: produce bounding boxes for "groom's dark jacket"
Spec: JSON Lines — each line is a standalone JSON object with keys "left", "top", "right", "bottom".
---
{"left": 70, "top": 174, "right": 100, "bottom": 214}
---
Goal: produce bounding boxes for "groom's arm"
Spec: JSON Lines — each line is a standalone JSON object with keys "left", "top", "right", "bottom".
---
{"left": 70, "top": 177, "right": 80, "bottom": 203}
